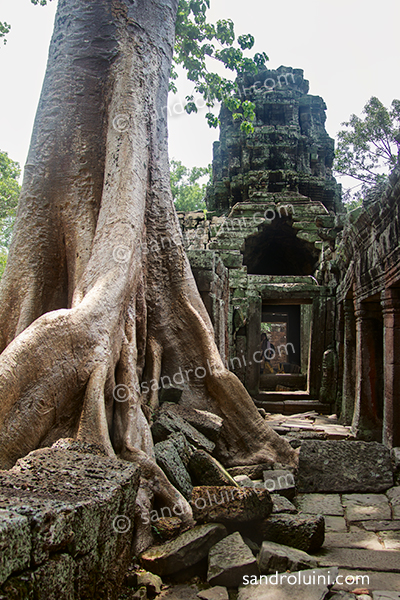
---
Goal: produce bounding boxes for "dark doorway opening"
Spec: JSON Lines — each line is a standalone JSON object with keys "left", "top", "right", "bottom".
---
{"left": 260, "top": 303, "right": 310, "bottom": 392}
{"left": 243, "top": 218, "right": 320, "bottom": 276}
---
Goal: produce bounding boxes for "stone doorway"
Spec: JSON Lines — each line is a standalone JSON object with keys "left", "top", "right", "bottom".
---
{"left": 259, "top": 303, "right": 312, "bottom": 392}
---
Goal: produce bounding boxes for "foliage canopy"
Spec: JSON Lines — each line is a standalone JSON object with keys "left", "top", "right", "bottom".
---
{"left": 0, "top": 151, "right": 20, "bottom": 277}
{"left": 4, "top": 0, "right": 266, "bottom": 131}
{"left": 335, "top": 96, "right": 400, "bottom": 204}
{"left": 170, "top": 159, "right": 210, "bottom": 212}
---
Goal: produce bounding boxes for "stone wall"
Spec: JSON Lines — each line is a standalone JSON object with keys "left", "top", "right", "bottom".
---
{"left": 335, "top": 160, "right": 400, "bottom": 447}
{"left": 0, "top": 442, "right": 140, "bottom": 599}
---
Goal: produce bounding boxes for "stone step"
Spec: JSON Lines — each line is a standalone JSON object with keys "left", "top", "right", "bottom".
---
{"left": 254, "top": 397, "right": 332, "bottom": 415}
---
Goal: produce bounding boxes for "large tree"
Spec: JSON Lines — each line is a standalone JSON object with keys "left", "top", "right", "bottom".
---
{"left": 335, "top": 96, "right": 400, "bottom": 204}
{"left": 0, "top": 0, "right": 297, "bottom": 551}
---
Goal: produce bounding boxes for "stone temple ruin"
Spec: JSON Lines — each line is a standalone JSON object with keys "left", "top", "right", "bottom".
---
{"left": 179, "top": 65, "right": 400, "bottom": 449}
{"left": 1, "top": 66, "right": 400, "bottom": 599}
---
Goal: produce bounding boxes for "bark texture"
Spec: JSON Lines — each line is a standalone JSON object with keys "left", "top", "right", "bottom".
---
{"left": 0, "top": 0, "right": 297, "bottom": 551}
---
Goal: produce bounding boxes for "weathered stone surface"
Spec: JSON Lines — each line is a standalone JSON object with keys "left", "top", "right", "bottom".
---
{"left": 271, "top": 494, "right": 297, "bottom": 514}
{"left": 372, "top": 593, "right": 400, "bottom": 599}
{"left": 168, "top": 432, "right": 195, "bottom": 468}
{"left": 227, "top": 465, "right": 273, "bottom": 480}
{"left": 318, "top": 548, "right": 400, "bottom": 571}
{"left": 325, "top": 516, "right": 347, "bottom": 532}
{"left": 0, "top": 510, "right": 31, "bottom": 586}
{"left": 387, "top": 487, "right": 400, "bottom": 519}
{"left": 152, "top": 517, "right": 183, "bottom": 541}
{"left": 140, "top": 523, "right": 228, "bottom": 576}
{"left": 32, "top": 554, "right": 76, "bottom": 599}
{"left": 151, "top": 409, "right": 215, "bottom": 453}
{"left": 137, "top": 571, "right": 163, "bottom": 595}
{"left": 161, "top": 403, "right": 223, "bottom": 443}
{"left": 324, "top": 529, "right": 382, "bottom": 550}
{"left": 342, "top": 494, "right": 391, "bottom": 522}
{"left": 297, "top": 441, "right": 393, "bottom": 493}
{"left": 191, "top": 486, "right": 273, "bottom": 524}
{"left": 207, "top": 532, "right": 259, "bottom": 587}
{"left": 392, "top": 448, "right": 400, "bottom": 471}
{"left": 295, "top": 493, "right": 344, "bottom": 516}
{"left": 197, "top": 586, "right": 229, "bottom": 600}
{"left": 188, "top": 450, "right": 238, "bottom": 487}
{"left": 258, "top": 540, "right": 317, "bottom": 574}
{"left": 379, "top": 530, "right": 400, "bottom": 550}
{"left": 263, "top": 470, "right": 296, "bottom": 499}
{"left": 359, "top": 520, "right": 400, "bottom": 532}
{"left": 154, "top": 438, "right": 193, "bottom": 500}
{"left": 262, "top": 513, "right": 325, "bottom": 552}
{"left": 0, "top": 445, "right": 140, "bottom": 598}
{"left": 132, "top": 587, "right": 147, "bottom": 599}
{"left": 237, "top": 567, "right": 339, "bottom": 600}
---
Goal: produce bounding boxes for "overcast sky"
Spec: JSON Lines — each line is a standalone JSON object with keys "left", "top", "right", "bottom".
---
{"left": 0, "top": 0, "right": 399, "bottom": 183}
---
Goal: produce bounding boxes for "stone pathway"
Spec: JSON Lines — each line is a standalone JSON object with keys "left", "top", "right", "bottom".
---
{"left": 295, "top": 488, "right": 400, "bottom": 593}
{"left": 264, "top": 411, "right": 353, "bottom": 440}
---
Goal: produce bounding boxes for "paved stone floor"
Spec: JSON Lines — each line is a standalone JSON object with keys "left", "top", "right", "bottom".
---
{"left": 295, "top": 488, "right": 400, "bottom": 593}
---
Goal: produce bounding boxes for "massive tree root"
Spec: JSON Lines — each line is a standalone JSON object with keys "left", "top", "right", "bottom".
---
{"left": 0, "top": 0, "right": 297, "bottom": 551}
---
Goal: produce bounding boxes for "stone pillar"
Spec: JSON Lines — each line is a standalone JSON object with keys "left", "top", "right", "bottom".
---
{"left": 381, "top": 288, "right": 400, "bottom": 448}
{"left": 245, "top": 296, "right": 261, "bottom": 396}
{"left": 352, "top": 300, "right": 383, "bottom": 441}
{"left": 341, "top": 299, "right": 356, "bottom": 424}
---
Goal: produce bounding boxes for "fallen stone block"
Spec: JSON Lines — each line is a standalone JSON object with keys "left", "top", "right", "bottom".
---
{"left": 0, "top": 444, "right": 140, "bottom": 597}
{"left": 227, "top": 464, "right": 273, "bottom": 480}
{"left": 271, "top": 494, "right": 297, "bottom": 514}
{"left": 188, "top": 450, "right": 238, "bottom": 487}
{"left": 197, "top": 586, "right": 229, "bottom": 600}
{"left": 237, "top": 567, "right": 338, "bottom": 600}
{"left": 168, "top": 432, "right": 194, "bottom": 468}
{"left": 262, "top": 513, "right": 325, "bottom": 552}
{"left": 191, "top": 486, "right": 273, "bottom": 524}
{"left": 151, "top": 410, "right": 215, "bottom": 454}
{"left": 0, "top": 510, "right": 31, "bottom": 586}
{"left": 161, "top": 403, "right": 223, "bottom": 443}
{"left": 151, "top": 517, "right": 183, "bottom": 541}
{"left": 297, "top": 441, "right": 393, "bottom": 493}
{"left": 132, "top": 587, "right": 147, "bottom": 600}
{"left": 263, "top": 470, "right": 296, "bottom": 499}
{"left": 154, "top": 438, "right": 193, "bottom": 500}
{"left": 137, "top": 571, "right": 163, "bottom": 595}
{"left": 207, "top": 532, "right": 259, "bottom": 587}
{"left": 258, "top": 540, "right": 318, "bottom": 574}
{"left": 386, "top": 486, "right": 400, "bottom": 519}
{"left": 140, "top": 523, "right": 228, "bottom": 576}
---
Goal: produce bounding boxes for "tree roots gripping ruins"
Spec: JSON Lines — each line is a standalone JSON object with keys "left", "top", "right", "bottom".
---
{"left": 0, "top": 0, "right": 297, "bottom": 551}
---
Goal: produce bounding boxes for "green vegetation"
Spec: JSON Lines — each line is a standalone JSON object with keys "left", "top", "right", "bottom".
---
{"left": 22, "top": 0, "right": 263, "bottom": 132}
{"left": 0, "top": 21, "right": 10, "bottom": 44}
{"left": 335, "top": 97, "right": 400, "bottom": 206}
{"left": 0, "top": 150, "right": 21, "bottom": 277}
{"left": 170, "top": 159, "right": 210, "bottom": 212}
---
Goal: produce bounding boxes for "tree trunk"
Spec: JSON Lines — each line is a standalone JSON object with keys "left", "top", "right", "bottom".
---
{"left": 0, "top": 0, "right": 297, "bottom": 552}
